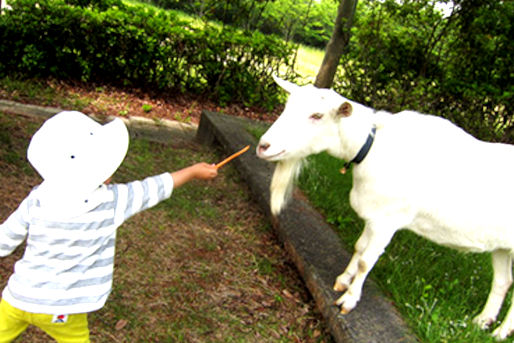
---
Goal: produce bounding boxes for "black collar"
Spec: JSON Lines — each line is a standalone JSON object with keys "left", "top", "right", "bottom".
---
{"left": 341, "top": 126, "right": 376, "bottom": 173}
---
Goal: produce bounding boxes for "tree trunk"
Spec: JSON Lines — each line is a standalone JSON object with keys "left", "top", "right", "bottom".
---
{"left": 314, "top": 0, "right": 358, "bottom": 89}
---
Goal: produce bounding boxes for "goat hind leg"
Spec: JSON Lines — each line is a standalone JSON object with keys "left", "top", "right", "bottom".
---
{"left": 489, "top": 252, "right": 514, "bottom": 341}
{"left": 473, "top": 250, "right": 512, "bottom": 330}
{"left": 492, "top": 290, "right": 514, "bottom": 341}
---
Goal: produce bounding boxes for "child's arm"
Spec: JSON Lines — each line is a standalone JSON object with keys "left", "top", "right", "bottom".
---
{"left": 113, "top": 163, "right": 217, "bottom": 223}
{"left": 0, "top": 199, "right": 29, "bottom": 257}
{"left": 170, "top": 162, "right": 218, "bottom": 188}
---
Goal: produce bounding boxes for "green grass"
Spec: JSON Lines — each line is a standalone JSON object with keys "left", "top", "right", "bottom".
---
{"left": 0, "top": 76, "right": 58, "bottom": 104}
{"left": 124, "top": 0, "right": 231, "bottom": 30}
{"left": 0, "top": 112, "right": 38, "bottom": 176}
{"left": 294, "top": 45, "right": 324, "bottom": 81}
{"left": 0, "top": 76, "right": 92, "bottom": 109}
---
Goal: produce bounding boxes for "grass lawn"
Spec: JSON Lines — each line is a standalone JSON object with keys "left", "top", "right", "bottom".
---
{"left": 0, "top": 112, "right": 332, "bottom": 343}
{"left": 293, "top": 45, "right": 324, "bottom": 82}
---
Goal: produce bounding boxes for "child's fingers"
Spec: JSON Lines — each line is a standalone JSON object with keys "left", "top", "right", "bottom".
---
{"left": 196, "top": 163, "right": 218, "bottom": 179}
{"left": 208, "top": 165, "right": 218, "bottom": 177}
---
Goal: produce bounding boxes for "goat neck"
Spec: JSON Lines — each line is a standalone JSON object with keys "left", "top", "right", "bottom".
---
{"left": 329, "top": 103, "right": 377, "bottom": 164}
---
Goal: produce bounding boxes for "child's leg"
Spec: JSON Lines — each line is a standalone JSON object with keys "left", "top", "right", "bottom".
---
{"left": 33, "top": 313, "right": 90, "bottom": 343}
{"left": 0, "top": 299, "right": 30, "bottom": 343}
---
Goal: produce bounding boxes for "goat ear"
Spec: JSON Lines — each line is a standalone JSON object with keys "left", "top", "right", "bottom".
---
{"left": 337, "top": 102, "right": 353, "bottom": 117}
{"left": 272, "top": 75, "right": 299, "bottom": 94}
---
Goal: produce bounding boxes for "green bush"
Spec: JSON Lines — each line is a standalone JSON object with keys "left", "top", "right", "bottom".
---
{"left": 64, "top": 0, "right": 125, "bottom": 10}
{"left": 0, "top": 0, "right": 295, "bottom": 108}
{"left": 143, "top": 0, "right": 336, "bottom": 48}
{"left": 333, "top": 0, "right": 513, "bottom": 143}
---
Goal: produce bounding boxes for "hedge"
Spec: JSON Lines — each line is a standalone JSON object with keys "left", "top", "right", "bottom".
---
{"left": 0, "top": 0, "right": 296, "bottom": 108}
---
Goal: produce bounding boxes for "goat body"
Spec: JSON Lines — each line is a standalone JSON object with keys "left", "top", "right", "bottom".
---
{"left": 257, "top": 77, "right": 514, "bottom": 340}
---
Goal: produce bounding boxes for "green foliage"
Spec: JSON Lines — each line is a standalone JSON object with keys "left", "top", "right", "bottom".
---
{"left": 442, "top": 0, "right": 514, "bottom": 142}
{"left": 144, "top": 0, "right": 337, "bottom": 48}
{"left": 141, "top": 103, "right": 153, "bottom": 113}
{"left": 0, "top": 0, "right": 295, "bottom": 108}
{"left": 63, "top": 0, "right": 125, "bottom": 10}
{"left": 334, "top": 0, "right": 450, "bottom": 109}
{"left": 258, "top": 0, "right": 337, "bottom": 48}
{"left": 333, "top": 0, "right": 513, "bottom": 143}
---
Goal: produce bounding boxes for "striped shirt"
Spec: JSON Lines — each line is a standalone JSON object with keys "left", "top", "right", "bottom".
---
{"left": 0, "top": 172, "right": 174, "bottom": 315}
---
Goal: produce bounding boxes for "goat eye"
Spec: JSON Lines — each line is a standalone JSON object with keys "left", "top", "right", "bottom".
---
{"left": 309, "top": 113, "right": 323, "bottom": 120}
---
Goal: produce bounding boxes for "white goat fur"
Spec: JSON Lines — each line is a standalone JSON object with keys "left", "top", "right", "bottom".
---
{"left": 270, "top": 158, "right": 303, "bottom": 215}
{"left": 257, "top": 77, "right": 514, "bottom": 340}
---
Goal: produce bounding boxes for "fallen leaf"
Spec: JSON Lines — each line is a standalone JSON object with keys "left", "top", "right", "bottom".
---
{"left": 282, "top": 289, "right": 294, "bottom": 299}
{"left": 115, "top": 319, "right": 128, "bottom": 331}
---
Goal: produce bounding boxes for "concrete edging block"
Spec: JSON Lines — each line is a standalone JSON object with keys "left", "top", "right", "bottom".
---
{"left": 0, "top": 100, "right": 197, "bottom": 144}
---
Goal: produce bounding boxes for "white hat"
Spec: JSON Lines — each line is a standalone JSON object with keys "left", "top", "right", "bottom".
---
{"left": 28, "top": 111, "right": 129, "bottom": 200}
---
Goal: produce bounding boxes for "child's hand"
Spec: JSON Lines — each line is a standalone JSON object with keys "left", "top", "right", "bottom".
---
{"left": 170, "top": 162, "right": 218, "bottom": 188}
{"left": 191, "top": 162, "right": 218, "bottom": 180}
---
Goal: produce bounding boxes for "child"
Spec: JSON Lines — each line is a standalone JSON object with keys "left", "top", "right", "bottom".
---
{"left": 0, "top": 111, "right": 218, "bottom": 342}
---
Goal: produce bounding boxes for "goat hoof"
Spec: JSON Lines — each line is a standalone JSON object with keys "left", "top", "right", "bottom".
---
{"left": 492, "top": 328, "right": 509, "bottom": 341}
{"left": 334, "top": 292, "right": 358, "bottom": 314}
{"left": 333, "top": 282, "right": 349, "bottom": 292}
{"left": 340, "top": 307, "right": 351, "bottom": 315}
{"left": 473, "top": 315, "right": 494, "bottom": 330}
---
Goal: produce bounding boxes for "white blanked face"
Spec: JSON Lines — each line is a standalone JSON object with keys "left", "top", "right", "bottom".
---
{"left": 257, "top": 77, "right": 343, "bottom": 161}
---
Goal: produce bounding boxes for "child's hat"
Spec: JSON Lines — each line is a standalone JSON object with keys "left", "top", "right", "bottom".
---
{"left": 27, "top": 111, "right": 129, "bottom": 197}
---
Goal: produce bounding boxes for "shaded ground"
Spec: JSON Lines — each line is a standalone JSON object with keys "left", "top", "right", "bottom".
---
{"left": 0, "top": 112, "right": 332, "bottom": 342}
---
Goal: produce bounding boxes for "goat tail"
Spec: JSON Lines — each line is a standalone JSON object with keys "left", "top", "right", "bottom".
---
{"left": 270, "top": 158, "right": 303, "bottom": 215}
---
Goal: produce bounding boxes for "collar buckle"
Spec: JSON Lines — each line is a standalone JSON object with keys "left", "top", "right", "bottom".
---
{"left": 340, "top": 126, "right": 377, "bottom": 174}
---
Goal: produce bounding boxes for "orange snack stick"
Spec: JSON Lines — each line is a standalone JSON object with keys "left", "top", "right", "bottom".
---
{"left": 215, "top": 145, "right": 250, "bottom": 169}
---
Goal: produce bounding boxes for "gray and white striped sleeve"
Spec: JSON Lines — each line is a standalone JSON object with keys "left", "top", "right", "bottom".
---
{"left": 115, "top": 172, "right": 174, "bottom": 222}
{"left": 0, "top": 198, "right": 29, "bottom": 257}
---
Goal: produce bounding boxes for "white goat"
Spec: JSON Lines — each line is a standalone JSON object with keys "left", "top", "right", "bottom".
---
{"left": 257, "top": 76, "right": 514, "bottom": 340}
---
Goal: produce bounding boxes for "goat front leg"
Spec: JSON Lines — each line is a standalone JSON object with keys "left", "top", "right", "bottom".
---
{"left": 334, "top": 222, "right": 396, "bottom": 314}
{"left": 473, "top": 250, "right": 512, "bottom": 330}
{"left": 334, "top": 223, "right": 373, "bottom": 292}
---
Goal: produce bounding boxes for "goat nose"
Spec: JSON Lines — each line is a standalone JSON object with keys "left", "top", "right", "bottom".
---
{"left": 258, "top": 142, "right": 270, "bottom": 154}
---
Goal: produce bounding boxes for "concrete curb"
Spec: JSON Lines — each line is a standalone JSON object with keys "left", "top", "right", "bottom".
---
{"left": 0, "top": 99, "right": 62, "bottom": 118}
{"left": 0, "top": 99, "right": 197, "bottom": 144}
{"left": 197, "top": 110, "right": 418, "bottom": 343}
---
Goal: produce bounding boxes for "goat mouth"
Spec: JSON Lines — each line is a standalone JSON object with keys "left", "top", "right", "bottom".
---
{"left": 259, "top": 150, "right": 286, "bottom": 161}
